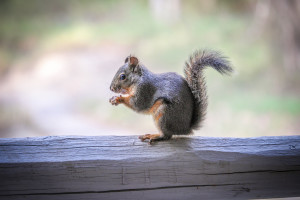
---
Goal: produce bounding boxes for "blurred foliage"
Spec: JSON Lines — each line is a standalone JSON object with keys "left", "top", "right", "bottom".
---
{"left": 0, "top": 1, "right": 266, "bottom": 78}
{"left": 1, "top": 0, "right": 298, "bottom": 90}
{"left": 0, "top": 0, "right": 299, "bottom": 91}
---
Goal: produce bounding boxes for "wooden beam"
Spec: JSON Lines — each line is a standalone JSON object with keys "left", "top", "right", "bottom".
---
{"left": 0, "top": 135, "right": 300, "bottom": 200}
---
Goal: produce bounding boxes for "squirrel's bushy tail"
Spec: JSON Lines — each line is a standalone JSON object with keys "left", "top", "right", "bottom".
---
{"left": 184, "top": 50, "right": 233, "bottom": 130}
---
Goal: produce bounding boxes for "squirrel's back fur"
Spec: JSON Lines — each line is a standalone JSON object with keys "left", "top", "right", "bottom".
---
{"left": 184, "top": 50, "right": 233, "bottom": 130}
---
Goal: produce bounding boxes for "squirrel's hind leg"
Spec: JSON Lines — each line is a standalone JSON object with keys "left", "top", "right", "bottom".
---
{"left": 139, "top": 99, "right": 172, "bottom": 144}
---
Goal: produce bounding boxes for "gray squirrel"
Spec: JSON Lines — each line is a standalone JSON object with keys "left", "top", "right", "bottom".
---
{"left": 109, "top": 50, "right": 233, "bottom": 143}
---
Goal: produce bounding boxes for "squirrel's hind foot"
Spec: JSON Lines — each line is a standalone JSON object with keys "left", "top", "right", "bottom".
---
{"left": 139, "top": 134, "right": 171, "bottom": 144}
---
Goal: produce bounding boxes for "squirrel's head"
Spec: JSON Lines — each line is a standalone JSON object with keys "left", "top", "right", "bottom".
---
{"left": 110, "top": 55, "right": 142, "bottom": 94}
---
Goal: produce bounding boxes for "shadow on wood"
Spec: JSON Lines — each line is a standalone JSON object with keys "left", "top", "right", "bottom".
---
{"left": 0, "top": 135, "right": 300, "bottom": 200}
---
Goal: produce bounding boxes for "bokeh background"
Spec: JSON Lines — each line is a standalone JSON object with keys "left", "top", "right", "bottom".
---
{"left": 0, "top": 0, "right": 299, "bottom": 138}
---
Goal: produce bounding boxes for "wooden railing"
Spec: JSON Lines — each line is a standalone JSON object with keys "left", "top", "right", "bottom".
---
{"left": 0, "top": 135, "right": 300, "bottom": 200}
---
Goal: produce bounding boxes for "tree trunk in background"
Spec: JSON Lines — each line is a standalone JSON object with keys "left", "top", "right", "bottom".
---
{"left": 249, "top": 0, "right": 300, "bottom": 75}
{"left": 272, "top": 0, "right": 300, "bottom": 73}
{"left": 149, "top": 0, "right": 181, "bottom": 23}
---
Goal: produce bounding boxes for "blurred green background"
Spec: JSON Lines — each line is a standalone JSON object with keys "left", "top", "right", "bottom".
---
{"left": 0, "top": 0, "right": 299, "bottom": 138}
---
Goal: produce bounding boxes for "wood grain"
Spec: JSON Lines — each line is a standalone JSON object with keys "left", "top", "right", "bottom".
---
{"left": 0, "top": 135, "right": 300, "bottom": 200}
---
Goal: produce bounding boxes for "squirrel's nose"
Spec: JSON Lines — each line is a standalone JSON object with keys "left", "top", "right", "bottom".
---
{"left": 110, "top": 85, "right": 114, "bottom": 92}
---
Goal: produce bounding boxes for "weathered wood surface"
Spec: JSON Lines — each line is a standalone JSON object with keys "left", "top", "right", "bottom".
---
{"left": 0, "top": 135, "right": 300, "bottom": 200}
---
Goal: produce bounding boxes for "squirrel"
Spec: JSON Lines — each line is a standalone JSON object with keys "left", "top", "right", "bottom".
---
{"left": 109, "top": 50, "right": 233, "bottom": 143}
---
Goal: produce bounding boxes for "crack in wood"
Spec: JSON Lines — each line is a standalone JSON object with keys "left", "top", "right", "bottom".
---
{"left": 144, "top": 169, "right": 151, "bottom": 185}
{"left": 185, "top": 169, "right": 300, "bottom": 176}
{"left": 205, "top": 169, "right": 300, "bottom": 175}
{"left": 0, "top": 183, "right": 241, "bottom": 197}
{"left": 122, "top": 167, "right": 126, "bottom": 185}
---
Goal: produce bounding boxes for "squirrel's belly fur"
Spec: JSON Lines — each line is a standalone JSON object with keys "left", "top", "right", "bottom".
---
{"left": 109, "top": 49, "right": 233, "bottom": 143}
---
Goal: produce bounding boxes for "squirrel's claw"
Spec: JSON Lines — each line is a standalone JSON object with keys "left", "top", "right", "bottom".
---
{"left": 139, "top": 134, "right": 172, "bottom": 144}
{"left": 139, "top": 134, "right": 168, "bottom": 144}
{"left": 109, "top": 96, "right": 121, "bottom": 106}
{"left": 139, "top": 134, "right": 151, "bottom": 142}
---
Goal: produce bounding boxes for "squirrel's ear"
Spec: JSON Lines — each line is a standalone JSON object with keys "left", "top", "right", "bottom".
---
{"left": 124, "top": 56, "right": 129, "bottom": 64}
{"left": 126, "top": 55, "right": 141, "bottom": 74}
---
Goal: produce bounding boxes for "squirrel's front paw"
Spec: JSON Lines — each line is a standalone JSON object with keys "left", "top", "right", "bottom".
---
{"left": 109, "top": 96, "right": 122, "bottom": 106}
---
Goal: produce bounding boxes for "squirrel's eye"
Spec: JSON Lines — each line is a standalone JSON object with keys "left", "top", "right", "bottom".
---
{"left": 120, "top": 74, "right": 126, "bottom": 80}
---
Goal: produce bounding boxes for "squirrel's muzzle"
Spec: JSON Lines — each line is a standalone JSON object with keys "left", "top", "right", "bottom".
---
{"left": 110, "top": 83, "right": 121, "bottom": 93}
